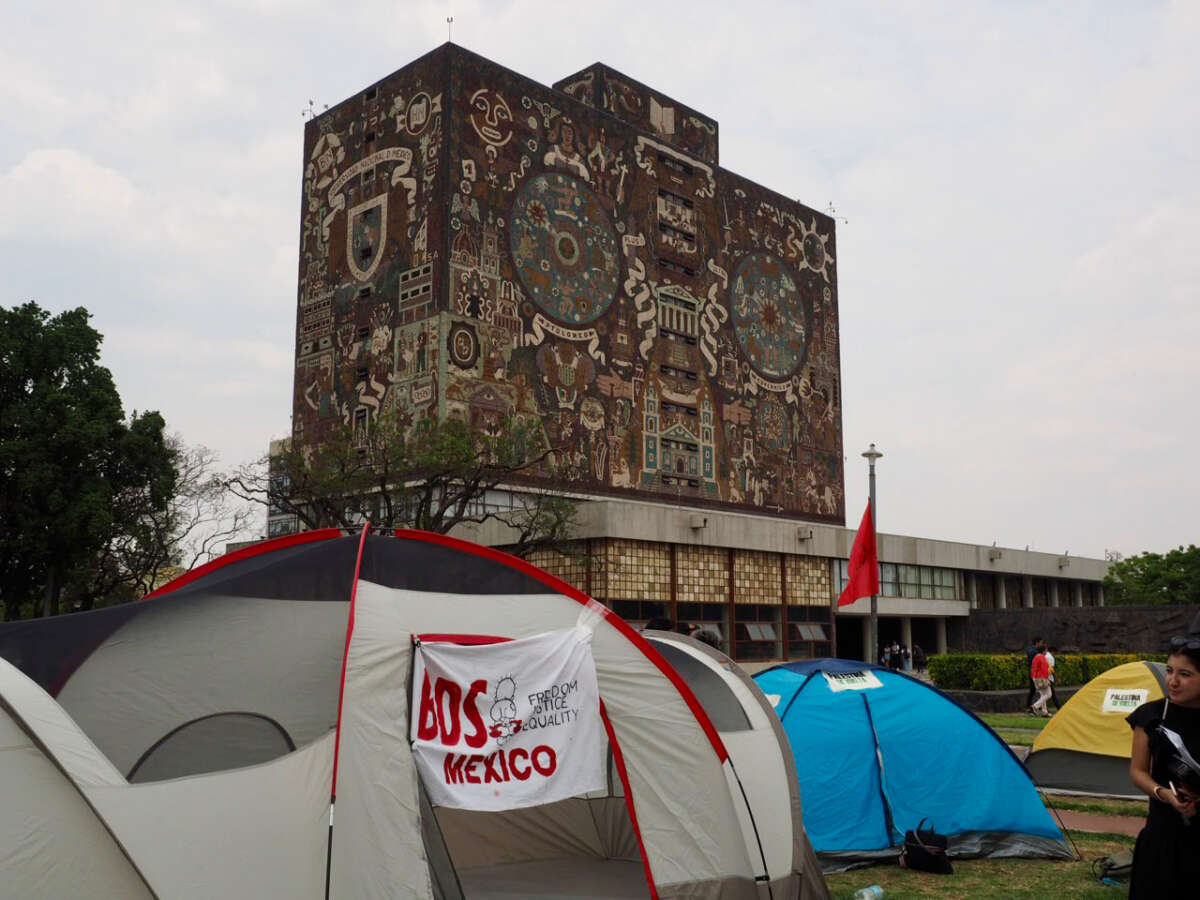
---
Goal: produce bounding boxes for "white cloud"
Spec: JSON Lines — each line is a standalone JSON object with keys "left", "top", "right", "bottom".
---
{"left": 1, "top": 0, "right": 1197, "bottom": 554}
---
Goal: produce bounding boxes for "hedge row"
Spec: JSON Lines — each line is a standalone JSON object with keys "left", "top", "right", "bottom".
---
{"left": 927, "top": 652, "right": 1168, "bottom": 691}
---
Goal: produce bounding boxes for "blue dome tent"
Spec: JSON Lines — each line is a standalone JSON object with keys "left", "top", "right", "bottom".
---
{"left": 754, "top": 659, "right": 1072, "bottom": 871}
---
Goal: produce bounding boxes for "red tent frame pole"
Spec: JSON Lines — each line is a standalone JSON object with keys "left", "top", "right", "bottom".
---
{"left": 324, "top": 522, "right": 370, "bottom": 900}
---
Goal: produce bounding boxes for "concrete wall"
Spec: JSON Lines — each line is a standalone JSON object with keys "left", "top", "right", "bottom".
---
{"left": 950, "top": 604, "right": 1200, "bottom": 654}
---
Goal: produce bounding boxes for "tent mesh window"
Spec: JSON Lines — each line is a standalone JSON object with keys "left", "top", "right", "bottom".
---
{"left": 126, "top": 712, "right": 296, "bottom": 783}
{"left": 643, "top": 641, "right": 751, "bottom": 732}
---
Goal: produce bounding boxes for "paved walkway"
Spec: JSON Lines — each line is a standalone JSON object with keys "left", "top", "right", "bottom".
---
{"left": 1052, "top": 808, "right": 1144, "bottom": 837}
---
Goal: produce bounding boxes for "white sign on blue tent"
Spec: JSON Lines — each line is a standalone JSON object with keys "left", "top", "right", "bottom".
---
{"left": 410, "top": 628, "right": 608, "bottom": 811}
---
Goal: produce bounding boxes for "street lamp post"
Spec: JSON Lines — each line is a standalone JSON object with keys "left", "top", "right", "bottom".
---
{"left": 862, "top": 443, "right": 883, "bottom": 665}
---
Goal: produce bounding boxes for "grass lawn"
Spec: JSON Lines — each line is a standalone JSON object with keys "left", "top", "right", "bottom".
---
{"left": 996, "top": 729, "right": 1036, "bottom": 746}
{"left": 1043, "top": 794, "right": 1148, "bottom": 818}
{"left": 978, "top": 712, "right": 1054, "bottom": 731}
{"left": 824, "top": 831, "right": 1134, "bottom": 899}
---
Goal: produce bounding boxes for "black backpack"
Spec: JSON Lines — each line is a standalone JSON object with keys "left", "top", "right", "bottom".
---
{"left": 898, "top": 818, "right": 953, "bottom": 875}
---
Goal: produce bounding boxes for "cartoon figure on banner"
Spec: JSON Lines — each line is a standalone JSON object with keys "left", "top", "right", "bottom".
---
{"left": 489, "top": 675, "right": 522, "bottom": 744}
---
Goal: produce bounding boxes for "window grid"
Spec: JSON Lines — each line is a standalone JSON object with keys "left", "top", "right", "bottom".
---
{"left": 592, "top": 539, "right": 670, "bottom": 602}
{"left": 677, "top": 545, "right": 729, "bottom": 604}
{"left": 733, "top": 550, "right": 781, "bottom": 604}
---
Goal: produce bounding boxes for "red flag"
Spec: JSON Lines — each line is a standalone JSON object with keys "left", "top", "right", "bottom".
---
{"left": 838, "top": 501, "right": 879, "bottom": 607}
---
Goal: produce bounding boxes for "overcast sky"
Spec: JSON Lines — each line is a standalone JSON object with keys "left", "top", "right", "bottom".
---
{"left": 3, "top": 0, "right": 1196, "bottom": 558}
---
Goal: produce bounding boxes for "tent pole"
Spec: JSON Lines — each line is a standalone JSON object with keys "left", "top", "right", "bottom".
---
{"left": 324, "top": 522, "right": 372, "bottom": 899}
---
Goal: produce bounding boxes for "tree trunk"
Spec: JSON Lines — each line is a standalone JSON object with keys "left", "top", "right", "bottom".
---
{"left": 42, "top": 566, "right": 59, "bottom": 617}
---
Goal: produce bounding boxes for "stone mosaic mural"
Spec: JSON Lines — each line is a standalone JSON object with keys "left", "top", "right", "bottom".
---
{"left": 294, "top": 45, "right": 845, "bottom": 523}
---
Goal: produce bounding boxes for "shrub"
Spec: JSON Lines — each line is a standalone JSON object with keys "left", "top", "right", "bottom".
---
{"left": 927, "top": 652, "right": 1167, "bottom": 690}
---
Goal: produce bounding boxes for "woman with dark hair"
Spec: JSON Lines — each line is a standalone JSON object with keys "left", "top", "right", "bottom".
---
{"left": 1127, "top": 637, "right": 1200, "bottom": 896}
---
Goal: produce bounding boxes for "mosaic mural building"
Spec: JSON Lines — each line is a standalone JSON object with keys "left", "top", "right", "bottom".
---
{"left": 287, "top": 46, "right": 1110, "bottom": 665}
{"left": 293, "top": 44, "right": 844, "bottom": 525}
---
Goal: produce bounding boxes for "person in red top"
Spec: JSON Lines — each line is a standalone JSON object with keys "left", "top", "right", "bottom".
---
{"left": 1030, "top": 648, "right": 1052, "bottom": 717}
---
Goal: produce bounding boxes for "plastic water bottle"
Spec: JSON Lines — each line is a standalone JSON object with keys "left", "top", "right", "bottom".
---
{"left": 853, "top": 887, "right": 884, "bottom": 900}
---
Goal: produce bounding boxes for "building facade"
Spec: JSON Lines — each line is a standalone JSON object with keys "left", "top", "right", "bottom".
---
{"left": 457, "top": 500, "right": 1108, "bottom": 669}
{"left": 284, "top": 45, "right": 1109, "bottom": 665}
{"left": 294, "top": 44, "right": 844, "bottom": 524}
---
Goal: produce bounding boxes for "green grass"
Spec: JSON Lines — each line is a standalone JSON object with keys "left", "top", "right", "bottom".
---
{"left": 824, "top": 832, "right": 1134, "bottom": 899}
{"left": 1043, "top": 794, "right": 1148, "bottom": 818}
{"left": 978, "top": 712, "right": 1053, "bottom": 731}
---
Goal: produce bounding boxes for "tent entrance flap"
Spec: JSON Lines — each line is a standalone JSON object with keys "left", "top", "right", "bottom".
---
{"left": 425, "top": 756, "right": 647, "bottom": 897}
{"left": 861, "top": 694, "right": 897, "bottom": 847}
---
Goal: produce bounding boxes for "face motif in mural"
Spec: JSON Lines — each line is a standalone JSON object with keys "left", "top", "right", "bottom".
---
{"left": 730, "top": 253, "right": 809, "bottom": 381}
{"left": 469, "top": 87, "right": 513, "bottom": 148}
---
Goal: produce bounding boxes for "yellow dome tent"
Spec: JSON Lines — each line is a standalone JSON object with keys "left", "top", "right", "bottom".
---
{"left": 1026, "top": 660, "right": 1165, "bottom": 798}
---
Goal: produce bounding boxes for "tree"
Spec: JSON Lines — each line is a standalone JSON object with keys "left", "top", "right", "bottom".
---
{"left": 224, "top": 413, "right": 579, "bottom": 558}
{"left": 79, "top": 438, "right": 254, "bottom": 609}
{"left": 0, "top": 303, "right": 178, "bottom": 620}
{"left": 1104, "top": 545, "right": 1200, "bottom": 606}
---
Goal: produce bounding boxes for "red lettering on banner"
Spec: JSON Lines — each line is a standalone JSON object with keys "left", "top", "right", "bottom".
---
{"left": 417, "top": 674, "right": 439, "bottom": 741}
{"left": 532, "top": 745, "right": 557, "bottom": 776}
{"left": 435, "top": 679, "right": 463, "bottom": 745}
{"left": 440, "top": 746, "right": 558, "bottom": 786}
{"left": 444, "top": 754, "right": 466, "bottom": 784}
{"left": 464, "top": 754, "right": 482, "bottom": 784}
{"left": 509, "top": 748, "right": 531, "bottom": 780}
{"left": 463, "top": 679, "right": 488, "bottom": 748}
{"left": 482, "top": 753, "right": 501, "bottom": 782}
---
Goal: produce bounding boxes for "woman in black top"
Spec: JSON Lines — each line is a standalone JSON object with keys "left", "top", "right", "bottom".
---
{"left": 1127, "top": 638, "right": 1200, "bottom": 897}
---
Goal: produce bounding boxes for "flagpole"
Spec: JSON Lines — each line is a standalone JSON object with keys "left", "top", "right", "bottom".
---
{"left": 862, "top": 444, "right": 883, "bottom": 665}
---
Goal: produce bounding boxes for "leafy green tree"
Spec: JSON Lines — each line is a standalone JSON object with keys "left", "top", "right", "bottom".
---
{"left": 225, "top": 413, "right": 579, "bottom": 558}
{"left": 1104, "top": 545, "right": 1200, "bottom": 606}
{"left": 83, "top": 438, "right": 253, "bottom": 608}
{"left": 0, "top": 303, "right": 178, "bottom": 619}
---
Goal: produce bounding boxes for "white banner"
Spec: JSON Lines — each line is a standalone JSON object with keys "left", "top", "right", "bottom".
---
{"left": 1101, "top": 687, "right": 1148, "bottom": 713}
{"left": 411, "top": 628, "right": 608, "bottom": 811}
{"left": 823, "top": 670, "right": 883, "bottom": 692}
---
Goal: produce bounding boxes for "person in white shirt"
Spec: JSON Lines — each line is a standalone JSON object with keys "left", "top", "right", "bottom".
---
{"left": 1045, "top": 645, "right": 1061, "bottom": 711}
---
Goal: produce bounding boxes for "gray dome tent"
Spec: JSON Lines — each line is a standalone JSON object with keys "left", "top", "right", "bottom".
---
{"left": 644, "top": 631, "right": 829, "bottom": 900}
{"left": 0, "top": 529, "right": 822, "bottom": 899}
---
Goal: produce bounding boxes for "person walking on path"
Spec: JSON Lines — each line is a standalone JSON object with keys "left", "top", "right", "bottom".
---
{"left": 1025, "top": 636, "right": 1043, "bottom": 708}
{"left": 1045, "top": 645, "right": 1061, "bottom": 711}
{"left": 1126, "top": 636, "right": 1200, "bottom": 897}
{"left": 1030, "top": 647, "right": 1053, "bottom": 717}
{"left": 913, "top": 644, "right": 926, "bottom": 673}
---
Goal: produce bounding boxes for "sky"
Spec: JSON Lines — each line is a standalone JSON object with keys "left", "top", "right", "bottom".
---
{"left": 2, "top": 0, "right": 1196, "bottom": 559}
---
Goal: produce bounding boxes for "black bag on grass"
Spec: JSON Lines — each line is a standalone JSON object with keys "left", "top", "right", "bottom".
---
{"left": 899, "top": 817, "right": 953, "bottom": 874}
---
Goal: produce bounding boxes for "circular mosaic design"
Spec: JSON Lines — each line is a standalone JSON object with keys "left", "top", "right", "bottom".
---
{"left": 730, "top": 252, "right": 808, "bottom": 380}
{"left": 755, "top": 399, "right": 789, "bottom": 453}
{"left": 509, "top": 172, "right": 619, "bottom": 325}
{"left": 447, "top": 322, "right": 480, "bottom": 370}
